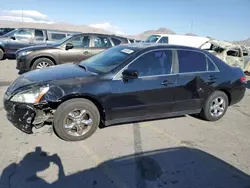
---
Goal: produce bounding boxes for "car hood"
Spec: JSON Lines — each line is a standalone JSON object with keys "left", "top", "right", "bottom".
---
{"left": 16, "top": 43, "right": 59, "bottom": 53}
{"left": 6, "top": 64, "right": 96, "bottom": 95}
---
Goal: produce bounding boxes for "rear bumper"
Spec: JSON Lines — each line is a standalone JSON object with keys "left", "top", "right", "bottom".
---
{"left": 230, "top": 86, "right": 246, "bottom": 105}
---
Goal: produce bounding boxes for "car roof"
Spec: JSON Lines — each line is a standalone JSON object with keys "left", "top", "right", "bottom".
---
{"left": 69, "top": 33, "right": 131, "bottom": 40}
{"left": 118, "top": 43, "right": 206, "bottom": 51}
{"left": 148, "top": 34, "right": 209, "bottom": 39}
{"left": 16, "top": 28, "right": 80, "bottom": 33}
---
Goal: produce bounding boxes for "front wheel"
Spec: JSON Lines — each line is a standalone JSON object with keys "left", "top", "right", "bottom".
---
{"left": 31, "top": 58, "right": 55, "bottom": 70}
{"left": 53, "top": 99, "right": 100, "bottom": 141}
{"left": 0, "top": 49, "right": 4, "bottom": 60}
{"left": 200, "top": 91, "right": 228, "bottom": 121}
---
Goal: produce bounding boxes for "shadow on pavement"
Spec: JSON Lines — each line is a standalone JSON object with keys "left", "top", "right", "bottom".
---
{"left": 0, "top": 81, "right": 12, "bottom": 87}
{"left": 1, "top": 146, "right": 250, "bottom": 188}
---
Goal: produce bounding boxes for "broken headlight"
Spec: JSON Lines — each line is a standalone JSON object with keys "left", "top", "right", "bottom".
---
{"left": 10, "top": 86, "right": 49, "bottom": 104}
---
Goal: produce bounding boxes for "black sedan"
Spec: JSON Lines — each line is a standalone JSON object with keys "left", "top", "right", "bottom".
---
{"left": 4, "top": 43, "right": 247, "bottom": 141}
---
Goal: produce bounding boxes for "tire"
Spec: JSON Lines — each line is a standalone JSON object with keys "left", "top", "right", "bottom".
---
{"left": 0, "top": 48, "right": 4, "bottom": 60}
{"left": 53, "top": 98, "right": 100, "bottom": 141}
{"left": 31, "top": 58, "right": 55, "bottom": 70}
{"left": 246, "top": 62, "right": 250, "bottom": 73}
{"left": 200, "top": 91, "right": 228, "bottom": 121}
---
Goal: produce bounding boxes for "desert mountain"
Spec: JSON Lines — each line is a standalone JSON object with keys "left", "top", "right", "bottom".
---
{"left": 1, "top": 21, "right": 249, "bottom": 45}
{"left": 128, "top": 27, "right": 176, "bottom": 40}
{"left": 185, "top": 33, "right": 197, "bottom": 36}
{"left": 0, "top": 20, "right": 111, "bottom": 34}
{"left": 234, "top": 38, "right": 250, "bottom": 46}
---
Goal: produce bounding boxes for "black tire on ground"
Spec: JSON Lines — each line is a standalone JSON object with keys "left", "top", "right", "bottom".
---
{"left": 200, "top": 91, "right": 228, "bottom": 121}
{"left": 0, "top": 48, "right": 4, "bottom": 60}
{"left": 31, "top": 58, "right": 55, "bottom": 70}
{"left": 53, "top": 98, "right": 100, "bottom": 141}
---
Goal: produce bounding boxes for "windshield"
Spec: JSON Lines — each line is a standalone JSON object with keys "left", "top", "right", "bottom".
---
{"left": 145, "top": 35, "right": 161, "bottom": 43}
{"left": 2, "top": 29, "right": 18, "bottom": 37}
{"left": 79, "top": 45, "right": 137, "bottom": 73}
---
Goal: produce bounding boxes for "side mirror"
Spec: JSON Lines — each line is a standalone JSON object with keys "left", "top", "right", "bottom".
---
{"left": 10, "top": 36, "right": 16, "bottom": 40}
{"left": 65, "top": 43, "right": 74, "bottom": 50}
{"left": 122, "top": 69, "right": 139, "bottom": 80}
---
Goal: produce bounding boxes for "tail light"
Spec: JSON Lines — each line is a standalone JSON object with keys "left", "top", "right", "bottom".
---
{"left": 240, "top": 76, "right": 246, "bottom": 83}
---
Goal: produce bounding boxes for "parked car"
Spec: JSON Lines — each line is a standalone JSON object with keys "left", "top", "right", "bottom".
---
{"left": 128, "top": 38, "right": 136, "bottom": 43}
{"left": 145, "top": 34, "right": 210, "bottom": 48}
{"left": 0, "top": 28, "right": 80, "bottom": 60}
{"left": 135, "top": 40, "right": 143, "bottom": 43}
{"left": 4, "top": 44, "right": 246, "bottom": 141}
{"left": 0, "top": 28, "right": 16, "bottom": 36}
{"left": 16, "top": 33, "right": 130, "bottom": 73}
{"left": 199, "top": 40, "right": 250, "bottom": 72}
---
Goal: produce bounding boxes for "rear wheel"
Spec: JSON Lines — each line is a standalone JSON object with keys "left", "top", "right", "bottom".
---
{"left": 31, "top": 58, "right": 55, "bottom": 70}
{"left": 200, "top": 91, "right": 228, "bottom": 121}
{"left": 53, "top": 99, "right": 100, "bottom": 141}
{"left": 0, "top": 49, "right": 4, "bottom": 60}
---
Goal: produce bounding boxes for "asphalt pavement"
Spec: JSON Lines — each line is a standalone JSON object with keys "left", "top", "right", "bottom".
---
{"left": 0, "top": 60, "right": 250, "bottom": 188}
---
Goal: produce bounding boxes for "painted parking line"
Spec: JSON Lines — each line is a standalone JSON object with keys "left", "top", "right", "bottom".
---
{"left": 80, "top": 143, "right": 130, "bottom": 188}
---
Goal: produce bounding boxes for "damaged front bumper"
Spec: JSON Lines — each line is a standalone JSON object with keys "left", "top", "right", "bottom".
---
{"left": 4, "top": 99, "right": 51, "bottom": 134}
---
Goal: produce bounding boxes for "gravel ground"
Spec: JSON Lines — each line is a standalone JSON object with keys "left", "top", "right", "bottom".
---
{"left": 0, "top": 60, "right": 250, "bottom": 188}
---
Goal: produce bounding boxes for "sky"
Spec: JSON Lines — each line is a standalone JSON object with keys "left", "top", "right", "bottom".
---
{"left": 0, "top": 0, "right": 249, "bottom": 41}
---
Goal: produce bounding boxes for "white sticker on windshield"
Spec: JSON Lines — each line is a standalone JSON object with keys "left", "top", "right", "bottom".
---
{"left": 121, "top": 49, "right": 134, "bottom": 54}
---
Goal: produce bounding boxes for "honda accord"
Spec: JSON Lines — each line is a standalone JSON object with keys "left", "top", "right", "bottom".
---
{"left": 3, "top": 43, "right": 246, "bottom": 141}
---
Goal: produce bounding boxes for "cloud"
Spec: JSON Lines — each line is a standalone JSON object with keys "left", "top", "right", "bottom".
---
{"left": 89, "top": 22, "right": 124, "bottom": 35}
{"left": 0, "top": 10, "right": 54, "bottom": 24}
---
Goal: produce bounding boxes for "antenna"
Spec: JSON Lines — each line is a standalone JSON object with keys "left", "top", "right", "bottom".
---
{"left": 190, "top": 20, "right": 194, "bottom": 33}
{"left": 22, "top": 8, "right": 23, "bottom": 23}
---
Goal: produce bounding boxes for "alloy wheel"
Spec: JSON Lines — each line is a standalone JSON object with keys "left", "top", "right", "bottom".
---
{"left": 210, "top": 97, "right": 226, "bottom": 117}
{"left": 36, "top": 62, "right": 50, "bottom": 69}
{"left": 64, "top": 109, "right": 93, "bottom": 137}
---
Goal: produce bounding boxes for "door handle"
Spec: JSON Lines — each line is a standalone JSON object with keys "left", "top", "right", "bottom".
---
{"left": 162, "top": 80, "right": 174, "bottom": 86}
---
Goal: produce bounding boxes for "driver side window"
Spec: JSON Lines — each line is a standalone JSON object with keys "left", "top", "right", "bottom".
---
{"left": 67, "top": 35, "right": 90, "bottom": 48}
{"left": 93, "top": 36, "right": 112, "bottom": 48}
{"left": 14, "top": 29, "right": 32, "bottom": 41}
{"left": 127, "top": 50, "right": 173, "bottom": 77}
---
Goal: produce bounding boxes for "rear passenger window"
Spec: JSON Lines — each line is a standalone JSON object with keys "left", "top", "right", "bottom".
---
{"left": 35, "top": 30, "right": 44, "bottom": 41}
{"left": 207, "top": 56, "right": 218, "bottom": 71}
{"left": 177, "top": 50, "right": 207, "bottom": 73}
{"left": 241, "top": 46, "right": 249, "bottom": 56}
{"left": 51, "top": 33, "right": 66, "bottom": 40}
{"left": 111, "top": 38, "right": 122, "bottom": 45}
